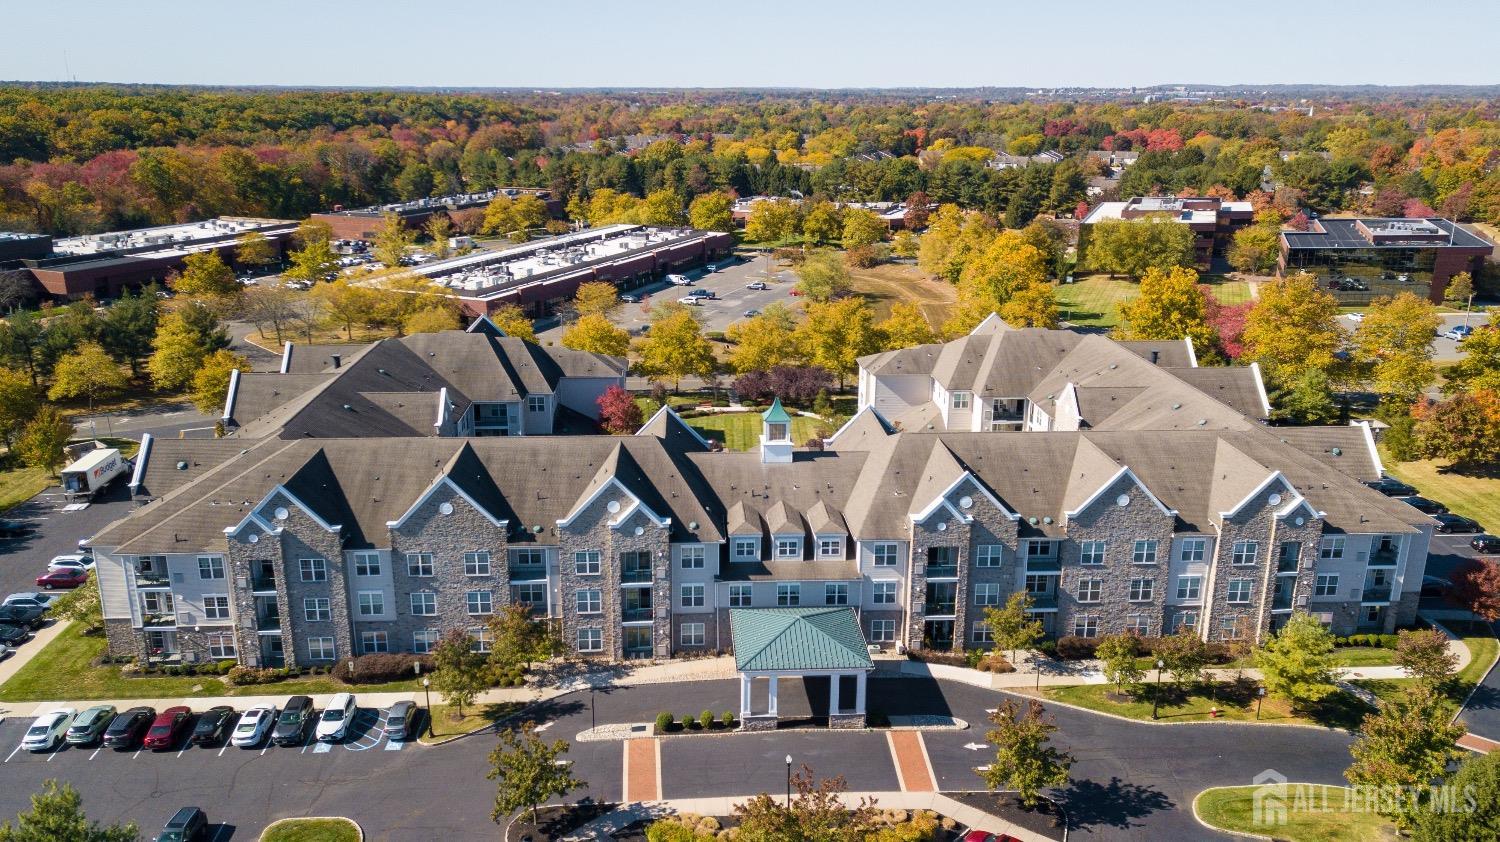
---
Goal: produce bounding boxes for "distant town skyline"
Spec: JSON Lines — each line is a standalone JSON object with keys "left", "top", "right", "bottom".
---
{"left": 4, "top": 0, "right": 1498, "bottom": 89}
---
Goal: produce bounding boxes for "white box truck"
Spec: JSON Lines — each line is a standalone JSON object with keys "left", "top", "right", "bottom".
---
{"left": 60, "top": 446, "right": 126, "bottom": 500}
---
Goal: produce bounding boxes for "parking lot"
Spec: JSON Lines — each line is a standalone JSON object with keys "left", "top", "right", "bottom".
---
{"left": 1339, "top": 310, "right": 1492, "bottom": 361}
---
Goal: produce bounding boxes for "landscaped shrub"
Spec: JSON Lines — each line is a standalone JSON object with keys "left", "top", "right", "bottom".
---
{"left": 227, "top": 666, "right": 277, "bottom": 686}
{"left": 699, "top": 710, "right": 714, "bottom": 729}
{"left": 1379, "top": 634, "right": 1400, "bottom": 648}
{"left": 165, "top": 665, "right": 182, "bottom": 676}
{"left": 655, "top": 712, "right": 674, "bottom": 733}
{"left": 682, "top": 713, "right": 699, "bottom": 730}
{"left": 336, "top": 653, "right": 434, "bottom": 684}
{"left": 720, "top": 710, "right": 735, "bottom": 728}
{"left": 1055, "top": 635, "right": 1101, "bottom": 660}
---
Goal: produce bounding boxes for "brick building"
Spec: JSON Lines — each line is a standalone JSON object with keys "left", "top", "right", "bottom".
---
{"left": 308, "top": 189, "right": 561, "bottom": 241}
{"left": 1279, "top": 217, "right": 1492, "bottom": 304}
{"left": 1080, "top": 196, "right": 1255, "bottom": 267}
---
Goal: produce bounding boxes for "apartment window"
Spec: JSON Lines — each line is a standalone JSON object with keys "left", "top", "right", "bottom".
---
{"left": 1073, "top": 615, "right": 1099, "bottom": 638}
{"left": 203, "top": 595, "right": 230, "bottom": 621}
{"left": 527, "top": 396, "right": 546, "bottom": 413}
{"left": 870, "top": 619, "right": 896, "bottom": 642}
{"left": 1179, "top": 539, "right": 1206, "bottom": 562}
{"left": 466, "top": 590, "right": 494, "bottom": 616}
{"left": 1319, "top": 537, "right": 1346, "bottom": 561}
{"left": 576, "top": 589, "right": 601, "bottom": 615}
{"left": 680, "top": 584, "right": 705, "bottom": 608}
{"left": 207, "top": 632, "right": 235, "bottom": 659}
{"left": 775, "top": 537, "right": 801, "bottom": 559}
{"left": 353, "top": 552, "right": 381, "bottom": 577}
{"left": 464, "top": 552, "right": 491, "bottom": 576}
{"left": 1174, "top": 611, "right": 1199, "bottom": 632}
{"left": 974, "top": 583, "right": 1001, "bottom": 606}
{"left": 972, "top": 621, "right": 993, "bottom": 644}
{"left": 197, "top": 556, "right": 225, "bottom": 580}
{"left": 357, "top": 592, "right": 384, "bottom": 617}
{"left": 777, "top": 583, "right": 800, "bottom": 606}
{"left": 1027, "top": 540, "right": 1057, "bottom": 560}
{"left": 1076, "top": 578, "right": 1102, "bottom": 603}
{"left": 1176, "top": 576, "right": 1202, "bottom": 602}
{"left": 825, "top": 583, "right": 849, "bottom": 605}
{"left": 818, "top": 537, "right": 844, "bottom": 558}
{"left": 1025, "top": 575, "right": 1050, "bottom": 594}
{"left": 976, "top": 545, "right": 1003, "bottom": 568}
{"left": 1126, "top": 614, "right": 1152, "bottom": 636}
{"left": 1128, "top": 578, "right": 1154, "bottom": 602}
{"left": 729, "top": 584, "right": 752, "bottom": 607}
{"left": 951, "top": 391, "right": 971, "bottom": 409}
{"left": 872, "top": 581, "right": 897, "bottom": 605}
{"left": 361, "top": 631, "right": 389, "bottom": 654}
{"left": 469, "top": 628, "right": 491, "bottom": 654}
{"left": 303, "top": 598, "right": 330, "bottom": 622}
{"left": 412, "top": 629, "right": 439, "bottom": 654}
{"left": 299, "top": 558, "right": 327, "bottom": 582}
{"left": 514, "top": 583, "right": 546, "bottom": 611}
{"left": 1079, "top": 541, "right": 1106, "bottom": 566}
{"left": 1232, "top": 541, "right": 1259, "bottom": 565}
{"left": 1220, "top": 616, "right": 1245, "bottom": 640}
{"left": 680, "top": 623, "right": 705, "bottom": 646}
{"left": 308, "top": 637, "right": 335, "bottom": 661}
{"left": 679, "top": 546, "right": 706, "bottom": 570}
{"left": 1132, "top": 540, "right": 1158, "bottom": 565}
{"left": 406, "top": 553, "right": 434, "bottom": 577}
{"left": 577, "top": 628, "right": 603, "bottom": 653}
{"left": 1227, "top": 579, "right": 1253, "bottom": 604}
{"left": 142, "top": 591, "right": 173, "bottom": 614}
{"left": 733, "top": 538, "right": 758, "bottom": 560}
{"left": 410, "top": 592, "right": 436, "bottom": 616}
{"left": 573, "top": 551, "right": 601, "bottom": 575}
{"left": 512, "top": 547, "right": 545, "bottom": 567}
{"left": 872, "top": 543, "right": 899, "bottom": 567}
{"left": 1315, "top": 574, "right": 1340, "bottom": 597}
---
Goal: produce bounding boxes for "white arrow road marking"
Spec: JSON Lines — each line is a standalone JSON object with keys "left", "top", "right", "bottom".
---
{"left": 534, "top": 720, "right": 554, "bottom": 733}
{"left": 963, "top": 742, "right": 989, "bottom": 751}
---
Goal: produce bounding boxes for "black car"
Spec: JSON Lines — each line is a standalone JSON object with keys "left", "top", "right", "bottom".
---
{"left": 103, "top": 706, "right": 155, "bottom": 750}
{"left": 1434, "top": 513, "right": 1482, "bottom": 534}
{"left": 1402, "top": 496, "right": 1448, "bottom": 515}
{"left": 155, "top": 806, "right": 207, "bottom": 842}
{"left": 1365, "top": 477, "right": 1417, "bottom": 497}
{"left": 0, "top": 623, "right": 29, "bottom": 646}
{"left": 1471, "top": 534, "right": 1500, "bottom": 554}
{"left": 272, "top": 696, "right": 314, "bottom": 746}
{"left": 0, "top": 519, "right": 34, "bottom": 539}
{"left": 0, "top": 604, "right": 45, "bottom": 630}
{"left": 191, "top": 706, "right": 235, "bottom": 746}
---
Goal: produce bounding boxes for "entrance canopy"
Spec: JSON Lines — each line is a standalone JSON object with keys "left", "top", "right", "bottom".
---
{"left": 730, "top": 607, "right": 874, "bottom": 729}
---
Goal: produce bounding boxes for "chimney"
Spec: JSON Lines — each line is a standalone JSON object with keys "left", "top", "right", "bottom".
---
{"left": 1150, "top": 350, "right": 1160, "bottom": 365}
{"left": 331, "top": 354, "right": 342, "bottom": 369}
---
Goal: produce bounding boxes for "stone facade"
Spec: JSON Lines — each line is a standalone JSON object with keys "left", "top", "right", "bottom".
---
{"left": 558, "top": 483, "right": 671, "bottom": 662}
{"left": 1058, "top": 473, "right": 1175, "bottom": 640}
{"left": 103, "top": 617, "right": 142, "bottom": 659}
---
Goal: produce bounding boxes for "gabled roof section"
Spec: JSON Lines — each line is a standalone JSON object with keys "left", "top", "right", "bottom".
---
{"left": 969, "top": 312, "right": 1012, "bottom": 335}
{"left": 466, "top": 314, "right": 505, "bottom": 337}
{"left": 1208, "top": 438, "right": 1281, "bottom": 520}
{"left": 636, "top": 404, "right": 712, "bottom": 452}
{"left": 805, "top": 500, "right": 847, "bottom": 535}
{"left": 726, "top": 500, "right": 764, "bottom": 536}
{"left": 907, "top": 439, "right": 1016, "bottom": 523}
{"left": 386, "top": 442, "right": 510, "bottom": 530}
{"left": 1061, "top": 437, "right": 1124, "bottom": 515}
{"left": 764, "top": 499, "right": 801, "bottom": 535}
{"left": 825, "top": 405, "right": 894, "bottom": 450}
{"left": 556, "top": 442, "right": 671, "bottom": 530}
{"left": 730, "top": 607, "right": 874, "bottom": 672}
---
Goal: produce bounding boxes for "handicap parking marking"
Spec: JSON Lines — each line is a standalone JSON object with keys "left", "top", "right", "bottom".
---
{"left": 311, "top": 741, "right": 332, "bottom": 754}
{"left": 343, "top": 710, "right": 388, "bottom": 752}
{"left": 382, "top": 738, "right": 404, "bottom": 752}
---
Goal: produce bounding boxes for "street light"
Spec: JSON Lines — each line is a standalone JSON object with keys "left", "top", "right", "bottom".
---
{"left": 1151, "top": 659, "right": 1165, "bottom": 720}
{"left": 590, "top": 685, "right": 597, "bottom": 732}
{"left": 1256, "top": 686, "right": 1267, "bottom": 720}
{"left": 422, "top": 677, "right": 433, "bottom": 737}
{"left": 785, "top": 755, "right": 793, "bottom": 807}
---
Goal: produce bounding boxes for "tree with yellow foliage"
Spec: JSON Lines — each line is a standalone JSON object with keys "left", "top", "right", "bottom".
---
{"left": 876, "top": 302, "right": 937, "bottom": 350}
{"left": 945, "top": 231, "right": 1048, "bottom": 334}
{"left": 561, "top": 313, "right": 630, "bottom": 358}
{"left": 1114, "top": 266, "right": 1217, "bottom": 353}
{"left": 795, "top": 298, "right": 879, "bottom": 389}
{"left": 1242, "top": 272, "right": 1342, "bottom": 385}
{"left": 489, "top": 304, "right": 536, "bottom": 343}
{"left": 727, "top": 303, "right": 801, "bottom": 372}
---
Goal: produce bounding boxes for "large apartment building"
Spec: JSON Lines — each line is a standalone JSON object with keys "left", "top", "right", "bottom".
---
{"left": 88, "top": 322, "right": 1433, "bottom": 668}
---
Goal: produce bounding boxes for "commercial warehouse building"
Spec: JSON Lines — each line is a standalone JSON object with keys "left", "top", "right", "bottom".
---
{"left": 308, "top": 189, "right": 561, "bottom": 240}
{"left": 1279, "top": 217, "right": 1492, "bottom": 304}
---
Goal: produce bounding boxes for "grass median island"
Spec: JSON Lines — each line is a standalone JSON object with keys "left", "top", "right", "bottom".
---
{"left": 0, "top": 622, "right": 422, "bottom": 702}
{"left": 1042, "top": 676, "right": 1371, "bottom": 728}
{"left": 421, "top": 702, "right": 524, "bottom": 744}
{"left": 1194, "top": 785, "right": 1394, "bottom": 842}
{"left": 260, "top": 817, "right": 361, "bottom": 842}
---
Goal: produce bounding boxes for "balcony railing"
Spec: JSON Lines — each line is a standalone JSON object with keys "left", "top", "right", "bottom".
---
{"left": 1026, "top": 559, "right": 1062, "bottom": 574}
{"left": 622, "top": 607, "right": 653, "bottom": 622}
{"left": 1026, "top": 592, "right": 1058, "bottom": 610}
{"left": 926, "top": 564, "right": 958, "bottom": 579}
{"left": 141, "top": 613, "right": 176, "bottom": 628}
{"left": 1369, "top": 550, "right": 1399, "bottom": 567}
{"left": 508, "top": 564, "right": 546, "bottom": 581}
{"left": 135, "top": 570, "right": 170, "bottom": 587}
{"left": 1277, "top": 558, "right": 1299, "bottom": 574}
{"left": 1272, "top": 592, "right": 1294, "bottom": 611}
{"left": 255, "top": 612, "right": 281, "bottom": 631}
{"left": 923, "top": 601, "right": 957, "bottom": 616}
{"left": 621, "top": 568, "right": 653, "bottom": 584}
{"left": 251, "top": 574, "right": 277, "bottom": 592}
{"left": 1362, "top": 587, "right": 1394, "bottom": 604}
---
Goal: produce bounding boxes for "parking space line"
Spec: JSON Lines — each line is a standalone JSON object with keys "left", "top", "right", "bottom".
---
{"left": 177, "top": 743, "right": 190, "bottom": 758}
{"left": 209, "top": 825, "right": 229, "bottom": 842}
{"left": 132, "top": 747, "right": 142, "bottom": 760}
{"left": 259, "top": 742, "right": 269, "bottom": 756}
{"left": 45, "top": 748, "right": 57, "bottom": 761}
{"left": 217, "top": 743, "right": 229, "bottom": 757}
{"left": 5, "top": 742, "right": 23, "bottom": 763}
{"left": 90, "top": 747, "right": 102, "bottom": 760}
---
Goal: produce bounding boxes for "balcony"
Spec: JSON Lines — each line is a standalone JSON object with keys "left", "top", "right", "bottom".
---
{"left": 923, "top": 601, "right": 957, "bottom": 617}
{"left": 1026, "top": 592, "right": 1058, "bottom": 610}
{"left": 1272, "top": 591, "right": 1295, "bottom": 611}
{"left": 1025, "top": 559, "right": 1062, "bottom": 574}
{"left": 255, "top": 611, "right": 281, "bottom": 631}
{"left": 1369, "top": 549, "right": 1399, "bottom": 567}
{"left": 135, "top": 569, "right": 170, "bottom": 588}
{"left": 622, "top": 607, "right": 653, "bottom": 623}
{"left": 925, "top": 564, "right": 958, "bottom": 579}
{"left": 1277, "top": 558, "right": 1299, "bottom": 574}
{"left": 621, "top": 567, "right": 653, "bottom": 584}
{"left": 1362, "top": 587, "right": 1394, "bottom": 604}
{"left": 141, "top": 613, "right": 177, "bottom": 628}
{"left": 251, "top": 574, "right": 277, "bottom": 593}
{"left": 508, "top": 563, "right": 546, "bottom": 582}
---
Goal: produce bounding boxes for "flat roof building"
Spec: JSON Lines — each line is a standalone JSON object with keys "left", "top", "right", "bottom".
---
{"left": 1081, "top": 196, "right": 1255, "bottom": 267}
{"left": 0, "top": 232, "right": 52, "bottom": 264}
{"left": 1279, "top": 217, "right": 1492, "bottom": 304}
{"left": 309, "top": 188, "right": 561, "bottom": 240}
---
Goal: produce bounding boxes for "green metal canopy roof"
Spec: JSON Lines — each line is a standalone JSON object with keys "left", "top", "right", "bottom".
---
{"left": 730, "top": 607, "right": 874, "bottom": 672}
{"left": 761, "top": 397, "right": 791, "bottom": 425}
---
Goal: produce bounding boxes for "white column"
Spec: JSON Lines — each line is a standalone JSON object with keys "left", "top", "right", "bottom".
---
{"left": 829, "top": 672, "right": 841, "bottom": 715}
{"left": 854, "top": 670, "right": 867, "bottom": 715}
{"left": 768, "top": 676, "right": 779, "bottom": 717}
{"left": 740, "top": 673, "right": 753, "bottom": 718}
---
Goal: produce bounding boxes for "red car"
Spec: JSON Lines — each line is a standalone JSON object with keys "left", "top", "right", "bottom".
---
{"left": 35, "top": 568, "right": 87, "bottom": 589}
{"left": 143, "top": 706, "right": 192, "bottom": 750}
{"left": 963, "top": 833, "right": 1021, "bottom": 842}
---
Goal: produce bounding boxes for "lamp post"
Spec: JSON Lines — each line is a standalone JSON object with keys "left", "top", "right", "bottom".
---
{"left": 785, "top": 754, "right": 793, "bottom": 807}
{"left": 590, "top": 686, "right": 596, "bottom": 732}
{"left": 1151, "top": 659, "right": 1165, "bottom": 720}
{"left": 422, "top": 677, "right": 432, "bottom": 737}
{"left": 1256, "top": 686, "right": 1266, "bottom": 720}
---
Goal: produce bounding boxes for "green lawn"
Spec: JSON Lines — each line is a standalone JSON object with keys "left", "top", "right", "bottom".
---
{"left": 1215, "top": 646, "right": 1396, "bottom": 670}
{"left": 1194, "top": 785, "right": 1394, "bottom": 842}
{"left": 420, "top": 702, "right": 524, "bottom": 745}
{"left": 1054, "top": 276, "right": 1139, "bottom": 328}
{"left": 1354, "top": 626, "right": 1498, "bottom": 711}
{"left": 1200, "top": 276, "right": 1253, "bottom": 306}
{"left": 1043, "top": 678, "right": 1370, "bottom": 729}
{"left": 687, "top": 413, "right": 822, "bottom": 451}
{"left": 1384, "top": 456, "right": 1500, "bottom": 532}
{"left": 260, "top": 817, "right": 361, "bottom": 842}
{"left": 0, "top": 623, "right": 422, "bottom": 702}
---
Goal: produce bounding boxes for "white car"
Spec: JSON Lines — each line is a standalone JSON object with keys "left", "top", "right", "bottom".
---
{"left": 23, "top": 708, "right": 75, "bottom": 751}
{"left": 667, "top": 274, "right": 693, "bottom": 286}
{"left": 315, "top": 693, "right": 357, "bottom": 742}
{"left": 705, "top": 263, "right": 719, "bottom": 272}
{"left": 677, "top": 296, "right": 703, "bottom": 305}
{"left": 231, "top": 704, "right": 276, "bottom": 747}
{"left": 1346, "top": 312, "right": 1365, "bottom": 323}
{"left": 746, "top": 281, "right": 769, "bottom": 291}
{"left": 48, "top": 554, "right": 94, "bottom": 572}
{"left": 3, "top": 593, "right": 57, "bottom": 612}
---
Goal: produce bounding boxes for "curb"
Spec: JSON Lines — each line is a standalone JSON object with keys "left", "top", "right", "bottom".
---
{"left": 259, "top": 816, "right": 362, "bottom": 841}
{"left": 421, "top": 705, "right": 537, "bottom": 747}
{"left": 1189, "top": 789, "right": 1276, "bottom": 841}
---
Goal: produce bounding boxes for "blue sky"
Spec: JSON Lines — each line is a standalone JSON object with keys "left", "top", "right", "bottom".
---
{"left": 4, "top": 0, "right": 1497, "bottom": 88}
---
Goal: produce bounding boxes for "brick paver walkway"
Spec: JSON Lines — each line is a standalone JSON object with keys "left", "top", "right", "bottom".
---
{"left": 624, "top": 738, "right": 661, "bottom": 801}
{"left": 1459, "top": 733, "right": 1498, "bottom": 754}
{"left": 886, "top": 731, "right": 935, "bottom": 793}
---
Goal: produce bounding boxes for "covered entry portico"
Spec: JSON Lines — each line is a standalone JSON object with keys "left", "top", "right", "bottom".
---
{"left": 730, "top": 607, "right": 875, "bottom": 730}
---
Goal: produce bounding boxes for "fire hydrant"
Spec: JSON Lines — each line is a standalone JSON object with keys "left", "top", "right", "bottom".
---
{"left": 1209, "top": 706, "right": 1221, "bottom": 719}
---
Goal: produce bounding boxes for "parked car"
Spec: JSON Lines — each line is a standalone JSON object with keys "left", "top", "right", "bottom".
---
{"left": 144, "top": 706, "right": 193, "bottom": 750}
{"left": 705, "top": 262, "right": 720, "bottom": 272}
{"left": 104, "top": 706, "right": 156, "bottom": 749}
{"left": 619, "top": 293, "right": 639, "bottom": 303}
{"left": 22, "top": 708, "right": 75, "bottom": 751}
{"left": 272, "top": 696, "right": 314, "bottom": 746}
{"left": 1471, "top": 534, "right": 1500, "bottom": 554}
{"left": 1365, "top": 477, "right": 1417, "bottom": 497}
{"left": 1402, "top": 496, "right": 1448, "bottom": 515}
{"left": 3, "top": 593, "right": 57, "bottom": 612}
{"left": 0, "top": 519, "right": 35, "bottom": 539}
{"left": 677, "top": 296, "right": 702, "bottom": 305}
{"left": 666, "top": 274, "right": 693, "bottom": 286}
{"left": 1443, "top": 325, "right": 1474, "bottom": 342}
{"left": 191, "top": 706, "right": 236, "bottom": 746}
{"left": 742, "top": 309, "right": 761, "bottom": 318}
{"left": 686, "top": 288, "right": 713, "bottom": 298}
{"left": 316, "top": 692, "right": 358, "bottom": 742}
{"left": 0, "top": 623, "right": 31, "bottom": 646}
{"left": 962, "top": 832, "right": 1020, "bottom": 842}
{"left": 154, "top": 806, "right": 208, "bottom": 842}
{"left": 385, "top": 700, "right": 416, "bottom": 742}
{"left": 66, "top": 705, "right": 117, "bottom": 746}
{"left": 0, "top": 604, "right": 44, "bottom": 629}
{"left": 1346, "top": 312, "right": 1365, "bottom": 322}
{"left": 36, "top": 568, "right": 87, "bottom": 589}
{"left": 746, "top": 281, "right": 769, "bottom": 291}
{"left": 231, "top": 705, "right": 276, "bottom": 748}
{"left": 47, "top": 553, "right": 94, "bottom": 571}
{"left": 1433, "top": 513, "right": 1482, "bottom": 534}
